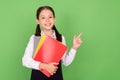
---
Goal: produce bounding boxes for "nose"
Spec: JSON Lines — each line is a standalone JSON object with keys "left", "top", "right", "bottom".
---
{"left": 46, "top": 18, "right": 50, "bottom": 22}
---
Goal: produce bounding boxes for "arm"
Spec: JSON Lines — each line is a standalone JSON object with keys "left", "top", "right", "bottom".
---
{"left": 61, "top": 36, "right": 76, "bottom": 66}
{"left": 22, "top": 35, "right": 58, "bottom": 75}
{"left": 22, "top": 35, "right": 40, "bottom": 70}
{"left": 61, "top": 33, "right": 82, "bottom": 66}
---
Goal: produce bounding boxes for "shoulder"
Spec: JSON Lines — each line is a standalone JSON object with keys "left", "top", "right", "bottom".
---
{"left": 28, "top": 35, "right": 40, "bottom": 42}
{"left": 29, "top": 34, "right": 41, "bottom": 39}
{"left": 29, "top": 35, "right": 35, "bottom": 40}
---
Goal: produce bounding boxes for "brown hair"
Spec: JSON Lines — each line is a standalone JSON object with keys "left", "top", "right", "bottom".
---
{"left": 35, "top": 6, "right": 62, "bottom": 42}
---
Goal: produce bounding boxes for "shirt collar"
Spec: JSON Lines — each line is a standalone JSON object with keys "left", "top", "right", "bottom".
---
{"left": 41, "top": 30, "right": 56, "bottom": 39}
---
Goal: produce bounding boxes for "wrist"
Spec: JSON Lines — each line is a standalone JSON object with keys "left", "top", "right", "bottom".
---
{"left": 72, "top": 46, "right": 77, "bottom": 50}
{"left": 39, "top": 63, "right": 46, "bottom": 70}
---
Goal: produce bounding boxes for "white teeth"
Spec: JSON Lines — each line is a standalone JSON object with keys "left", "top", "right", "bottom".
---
{"left": 45, "top": 23, "right": 51, "bottom": 26}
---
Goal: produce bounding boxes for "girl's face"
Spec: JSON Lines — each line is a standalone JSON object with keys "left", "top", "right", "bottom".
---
{"left": 36, "top": 9, "right": 55, "bottom": 31}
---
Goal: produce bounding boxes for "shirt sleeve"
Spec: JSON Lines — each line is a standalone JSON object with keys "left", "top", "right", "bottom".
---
{"left": 22, "top": 35, "right": 40, "bottom": 70}
{"left": 61, "top": 36, "right": 77, "bottom": 66}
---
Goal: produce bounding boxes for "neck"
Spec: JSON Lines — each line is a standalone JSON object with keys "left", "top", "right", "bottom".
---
{"left": 42, "top": 29, "right": 53, "bottom": 36}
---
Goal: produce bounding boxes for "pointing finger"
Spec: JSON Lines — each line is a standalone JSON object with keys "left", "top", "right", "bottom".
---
{"left": 74, "top": 34, "right": 77, "bottom": 39}
{"left": 77, "top": 32, "right": 82, "bottom": 38}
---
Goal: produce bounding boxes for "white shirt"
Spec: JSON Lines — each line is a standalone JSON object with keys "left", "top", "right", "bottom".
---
{"left": 22, "top": 31, "right": 77, "bottom": 70}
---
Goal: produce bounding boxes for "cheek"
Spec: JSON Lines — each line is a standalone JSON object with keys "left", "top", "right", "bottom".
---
{"left": 39, "top": 20, "right": 45, "bottom": 24}
{"left": 52, "top": 19, "right": 55, "bottom": 23}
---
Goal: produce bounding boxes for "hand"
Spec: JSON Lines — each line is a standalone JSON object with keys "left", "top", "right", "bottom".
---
{"left": 72, "top": 32, "right": 82, "bottom": 50}
{"left": 39, "top": 62, "right": 59, "bottom": 75}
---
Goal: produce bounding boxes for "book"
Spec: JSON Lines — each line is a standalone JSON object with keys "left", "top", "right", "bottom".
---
{"left": 33, "top": 35, "right": 67, "bottom": 77}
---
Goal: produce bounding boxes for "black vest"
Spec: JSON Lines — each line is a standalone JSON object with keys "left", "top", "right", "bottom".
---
{"left": 30, "top": 36, "right": 63, "bottom": 80}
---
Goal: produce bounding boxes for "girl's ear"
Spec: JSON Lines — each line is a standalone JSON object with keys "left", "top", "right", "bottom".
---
{"left": 36, "top": 19, "right": 40, "bottom": 24}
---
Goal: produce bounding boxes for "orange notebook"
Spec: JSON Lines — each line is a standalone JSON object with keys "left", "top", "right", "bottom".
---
{"left": 33, "top": 35, "right": 67, "bottom": 77}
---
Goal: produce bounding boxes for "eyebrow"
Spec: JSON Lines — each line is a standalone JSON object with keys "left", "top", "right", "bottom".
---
{"left": 40, "top": 15, "right": 53, "bottom": 17}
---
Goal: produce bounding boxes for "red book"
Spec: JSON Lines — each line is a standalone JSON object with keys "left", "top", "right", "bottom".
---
{"left": 33, "top": 35, "right": 67, "bottom": 77}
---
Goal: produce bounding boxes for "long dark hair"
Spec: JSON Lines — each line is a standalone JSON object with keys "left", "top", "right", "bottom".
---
{"left": 35, "top": 6, "right": 62, "bottom": 42}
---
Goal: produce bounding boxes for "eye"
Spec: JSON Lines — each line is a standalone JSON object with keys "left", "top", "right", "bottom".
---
{"left": 49, "top": 16, "right": 53, "bottom": 18}
{"left": 41, "top": 17, "right": 45, "bottom": 19}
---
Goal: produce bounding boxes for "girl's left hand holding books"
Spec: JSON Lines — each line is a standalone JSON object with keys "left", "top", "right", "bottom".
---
{"left": 72, "top": 32, "right": 83, "bottom": 50}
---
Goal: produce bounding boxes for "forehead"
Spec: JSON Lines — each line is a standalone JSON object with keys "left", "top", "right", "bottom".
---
{"left": 39, "top": 9, "right": 53, "bottom": 16}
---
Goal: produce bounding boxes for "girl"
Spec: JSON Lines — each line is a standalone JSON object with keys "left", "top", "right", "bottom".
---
{"left": 22, "top": 6, "right": 82, "bottom": 80}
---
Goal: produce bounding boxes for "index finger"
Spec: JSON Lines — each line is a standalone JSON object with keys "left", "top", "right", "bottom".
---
{"left": 52, "top": 63, "right": 59, "bottom": 65}
{"left": 77, "top": 32, "right": 82, "bottom": 38}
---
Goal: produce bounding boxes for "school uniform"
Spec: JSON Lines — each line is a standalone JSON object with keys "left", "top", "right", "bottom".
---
{"left": 22, "top": 31, "right": 77, "bottom": 80}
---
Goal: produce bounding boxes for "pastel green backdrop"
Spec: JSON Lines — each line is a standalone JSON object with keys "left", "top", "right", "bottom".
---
{"left": 0, "top": 0, "right": 120, "bottom": 80}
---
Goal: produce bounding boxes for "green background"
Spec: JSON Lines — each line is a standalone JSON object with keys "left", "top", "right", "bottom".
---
{"left": 0, "top": 0, "right": 120, "bottom": 80}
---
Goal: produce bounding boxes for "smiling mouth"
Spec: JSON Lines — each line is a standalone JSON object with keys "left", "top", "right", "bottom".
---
{"left": 45, "top": 23, "right": 51, "bottom": 27}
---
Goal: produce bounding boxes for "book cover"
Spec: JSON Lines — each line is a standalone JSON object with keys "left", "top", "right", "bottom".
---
{"left": 33, "top": 35, "right": 67, "bottom": 77}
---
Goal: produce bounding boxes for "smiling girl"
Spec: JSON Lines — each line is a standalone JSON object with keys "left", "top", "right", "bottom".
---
{"left": 22, "top": 6, "right": 82, "bottom": 80}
